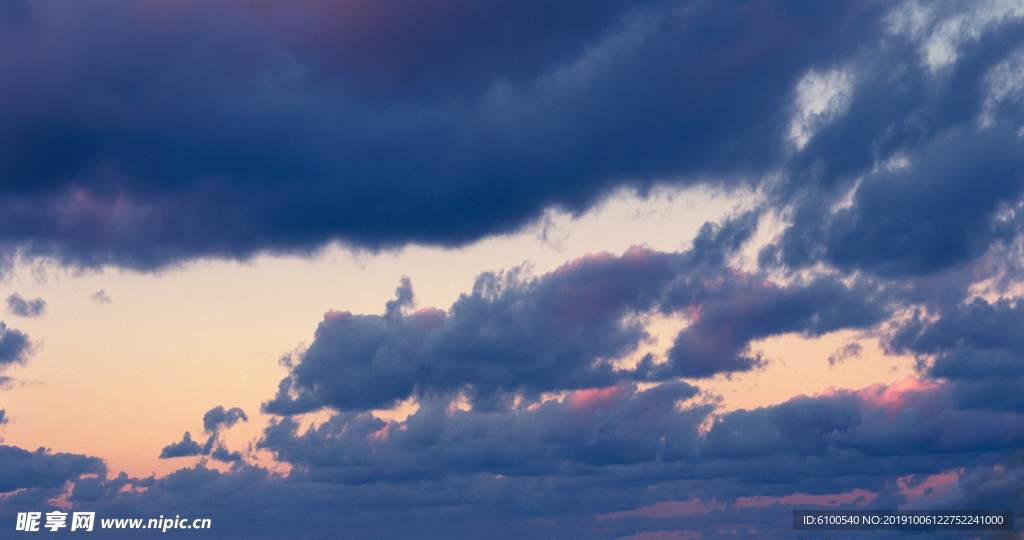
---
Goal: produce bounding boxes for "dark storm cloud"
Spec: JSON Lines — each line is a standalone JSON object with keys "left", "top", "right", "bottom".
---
{"left": 771, "top": 126, "right": 1024, "bottom": 278}
{"left": 68, "top": 471, "right": 152, "bottom": 504}
{"left": 264, "top": 247, "right": 676, "bottom": 413}
{"left": 51, "top": 377, "right": 999, "bottom": 539}
{"left": 265, "top": 227, "right": 894, "bottom": 413}
{"left": 660, "top": 274, "right": 889, "bottom": 378}
{"left": 21, "top": 376, "right": 1018, "bottom": 539}
{"left": 260, "top": 382, "right": 706, "bottom": 483}
{"left": 5, "top": 0, "right": 1024, "bottom": 537}
{"left": 701, "top": 381, "right": 1024, "bottom": 467}
{"left": 762, "top": 4, "right": 1024, "bottom": 278}
{"left": 891, "top": 297, "right": 1024, "bottom": 365}
{"left": 889, "top": 297, "right": 1024, "bottom": 411}
{"left": 245, "top": 0, "right": 644, "bottom": 97}
{"left": 0, "top": 0, "right": 885, "bottom": 269}
{"left": 0, "top": 321, "right": 33, "bottom": 368}
{"left": 5, "top": 293, "right": 45, "bottom": 318}
{"left": 0, "top": 445, "right": 105, "bottom": 493}
{"left": 904, "top": 459, "right": 1024, "bottom": 513}
{"left": 262, "top": 374, "right": 1024, "bottom": 491}
{"left": 0, "top": 0, "right": 1018, "bottom": 284}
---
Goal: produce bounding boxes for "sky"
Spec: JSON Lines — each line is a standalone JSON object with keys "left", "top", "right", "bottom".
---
{"left": 1, "top": 0, "right": 1024, "bottom": 538}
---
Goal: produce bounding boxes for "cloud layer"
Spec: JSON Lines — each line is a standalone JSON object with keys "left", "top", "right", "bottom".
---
{"left": 0, "top": 0, "right": 900, "bottom": 270}
{"left": 3, "top": 0, "right": 1024, "bottom": 538}
{"left": 265, "top": 237, "right": 893, "bottom": 414}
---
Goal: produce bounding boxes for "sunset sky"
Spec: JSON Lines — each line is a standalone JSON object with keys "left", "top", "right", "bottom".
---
{"left": 2, "top": 1, "right": 1024, "bottom": 539}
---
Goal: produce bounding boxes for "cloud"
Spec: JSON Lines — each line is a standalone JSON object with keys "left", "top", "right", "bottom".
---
{"left": 0, "top": 0, "right": 1017, "bottom": 289}
{"left": 238, "top": 0, "right": 643, "bottom": 97}
{"left": 761, "top": 4, "right": 1024, "bottom": 278}
{"left": 263, "top": 366, "right": 1024, "bottom": 496}
{"left": 210, "top": 446, "right": 244, "bottom": 464}
{"left": 778, "top": 127, "right": 1024, "bottom": 277}
{"left": 4, "top": 1, "right": 1024, "bottom": 538}
{"left": 264, "top": 212, "right": 897, "bottom": 413}
{"left": 659, "top": 274, "right": 889, "bottom": 378}
{"left": 51, "top": 377, "right": 1020, "bottom": 539}
{"left": 0, "top": 322, "right": 34, "bottom": 368}
{"left": 262, "top": 242, "right": 693, "bottom": 413}
{"left": 260, "top": 382, "right": 707, "bottom": 483}
{"left": 828, "top": 342, "right": 863, "bottom": 366}
{"left": 887, "top": 0, "right": 1024, "bottom": 71}
{"left": 0, "top": 0, "right": 889, "bottom": 270}
{"left": 159, "top": 431, "right": 205, "bottom": 459}
{"left": 265, "top": 223, "right": 895, "bottom": 414}
{"left": 160, "top": 406, "right": 248, "bottom": 463}
{"left": 68, "top": 471, "right": 152, "bottom": 504}
{"left": 5, "top": 293, "right": 45, "bottom": 318}
{"left": 252, "top": 319, "right": 1024, "bottom": 535}
{"left": 0, "top": 445, "right": 105, "bottom": 493}
{"left": 0, "top": 0, "right": 1017, "bottom": 291}
{"left": 202, "top": 406, "right": 248, "bottom": 434}
{"left": 701, "top": 378, "right": 1024, "bottom": 468}
{"left": 90, "top": 290, "right": 111, "bottom": 304}
{"left": 889, "top": 297, "right": 1024, "bottom": 411}
{"left": 263, "top": 248, "right": 666, "bottom": 413}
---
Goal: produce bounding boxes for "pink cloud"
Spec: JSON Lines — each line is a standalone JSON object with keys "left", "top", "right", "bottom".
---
{"left": 734, "top": 489, "right": 876, "bottom": 508}
{"left": 853, "top": 378, "right": 946, "bottom": 422}
{"left": 409, "top": 307, "right": 446, "bottom": 330}
{"left": 323, "top": 309, "right": 353, "bottom": 324}
{"left": 597, "top": 498, "right": 722, "bottom": 521}
{"left": 566, "top": 385, "right": 629, "bottom": 416}
{"left": 614, "top": 531, "right": 703, "bottom": 540}
{"left": 896, "top": 470, "right": 961, "bottom": 503}
{"left": 546, "top": 246, "right": 673, "bottom": 330}
{"left": 808, "top": 377, "right": 946, "bottom": 423}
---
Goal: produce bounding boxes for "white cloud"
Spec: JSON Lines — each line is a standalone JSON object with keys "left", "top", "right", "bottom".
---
{"left": 981, "top": 46, "right": 1024, "bottom": 127}
{"left": 888, "top": 0, "right": 1024, "bottom": 71}
{"left": 788, "top": 68, "right": 856, "bottom": 150}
